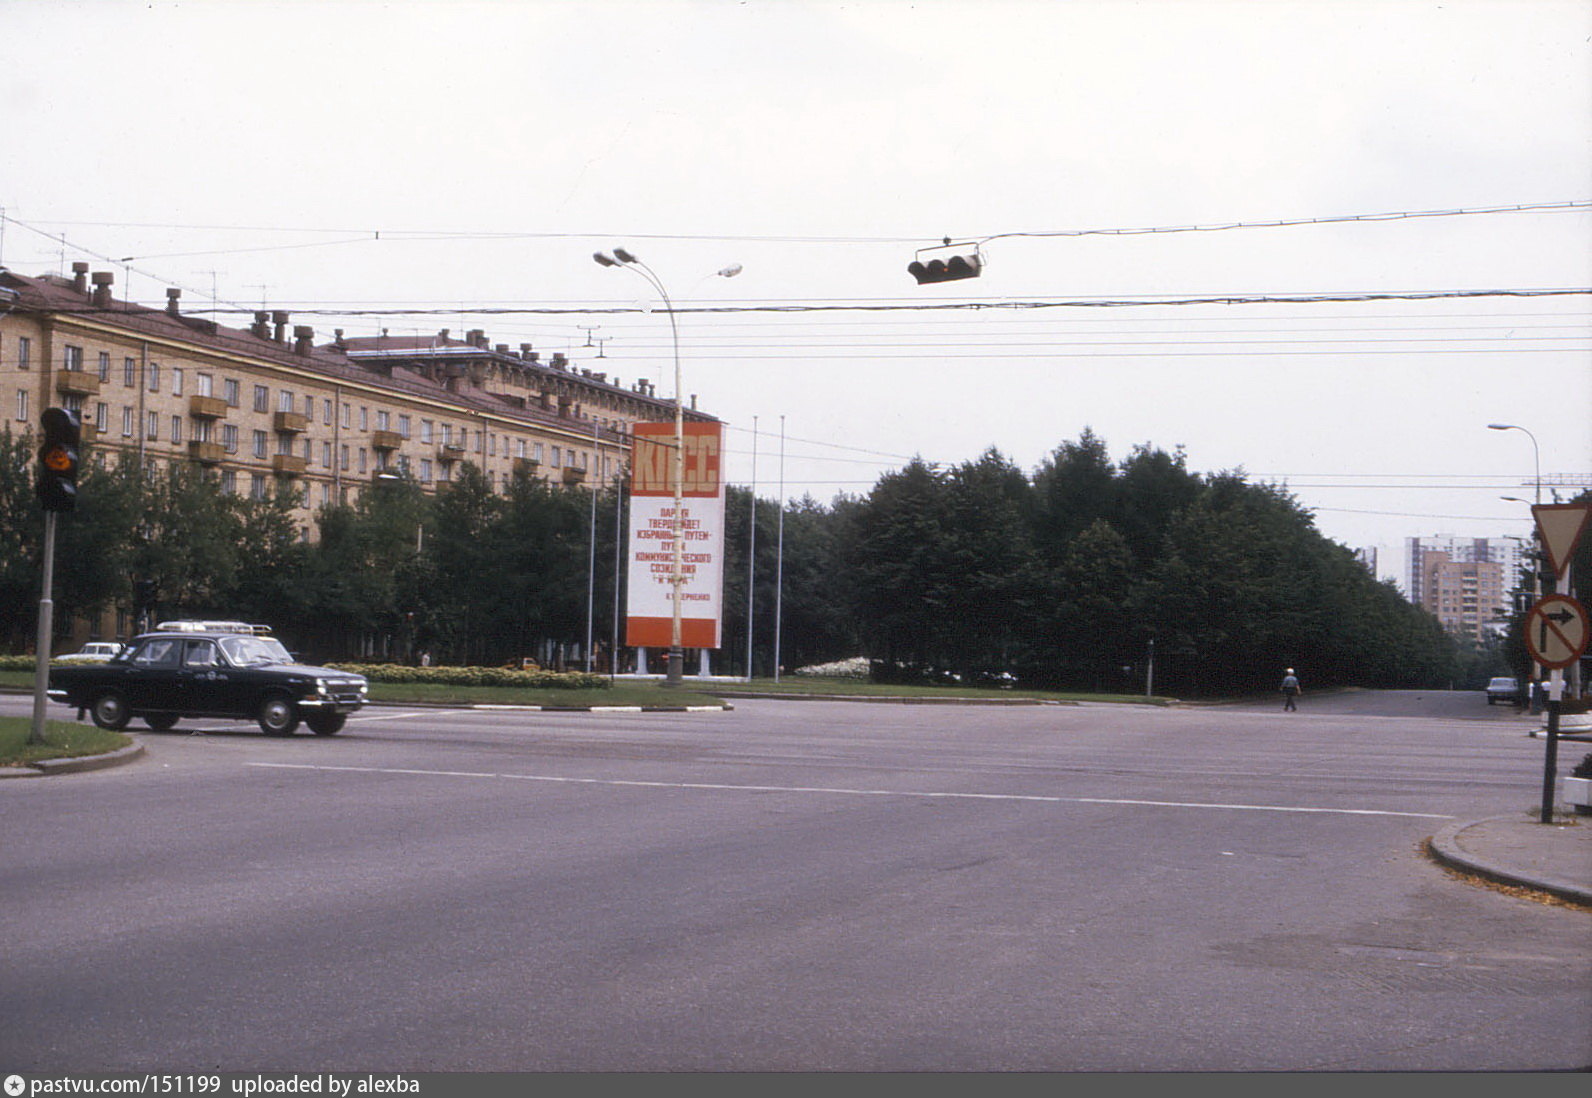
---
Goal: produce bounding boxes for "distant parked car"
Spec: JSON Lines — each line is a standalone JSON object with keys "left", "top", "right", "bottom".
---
{"left": 1485, "top": 677, "right": 1519, "bottom": 705}
{"left": 54, "top": 642, "right": 126, "bottom": 663}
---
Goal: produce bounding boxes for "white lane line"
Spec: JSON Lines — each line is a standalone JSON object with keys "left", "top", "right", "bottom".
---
{"left": 247, "top": 762, "right": 1453, "bottom": 820}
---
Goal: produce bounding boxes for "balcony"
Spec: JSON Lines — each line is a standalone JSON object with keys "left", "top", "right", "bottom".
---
{"left": 371, "top": 429, "right": 403, "bottom": 451}
{"left": 561, "top": 466, "right": 587, "bottom": 485}
{"left": 438, "top": 442, "right": 466, "bottom": 463}
{"left": 273, "top": 410, "right": 309, "bottom": 434}
{"left": 187, "top": 440, "right": 224, "bottom": 465}
{"left": 513, "top": 457, "right": 540, "bottom": 477}
{"left": 272, "top": 453, "right": 307, "bottom": 477}
{"left": 56, "top": 371, "right": 100, "bottom": 396}
{"left": 189, "top": 395, "right": 229, "bottom": 420}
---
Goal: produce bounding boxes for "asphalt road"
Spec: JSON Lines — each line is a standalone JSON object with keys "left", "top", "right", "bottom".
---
{"left": 2, "top": 689, "right": 1587, "bottom": 1072}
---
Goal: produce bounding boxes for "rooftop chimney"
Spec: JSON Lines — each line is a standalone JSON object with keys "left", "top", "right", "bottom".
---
{"left": 90, "top": 271, "right": 114, "bottom": 308}
{"left": 71, "top": 262, "right": 90, "bottom": 294}
{"left": 165, "top": 288, "right": 182, "bottom": 315}
{"left": 293, "top": 325, "right": 315, "bottom": 356}
{"left": 252, "top": 311, "right": 271, "bottom": 339}
{"left": 272, "top": 310, "right": 289, "bottom": 343}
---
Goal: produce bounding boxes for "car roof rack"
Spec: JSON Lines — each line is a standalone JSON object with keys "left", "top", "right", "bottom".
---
{"left": 154, "top": 620, "right": 274, "bottom": 635}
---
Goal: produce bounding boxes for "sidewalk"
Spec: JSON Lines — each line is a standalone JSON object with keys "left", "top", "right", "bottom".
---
{"left": 1428, "top": 811, "right": 1592, "bottom": 907}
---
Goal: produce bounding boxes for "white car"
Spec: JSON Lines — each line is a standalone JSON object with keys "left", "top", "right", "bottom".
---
{"left": 55, "top": 642, "right": 126, "bottom": 663}
{"left": 1485, "top": 677, "right": 1519, "bottom": 705}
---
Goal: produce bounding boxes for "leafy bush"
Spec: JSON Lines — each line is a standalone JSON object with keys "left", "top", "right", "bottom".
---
{"left": 328, "top": 663, "right": 609, "bottom": 690}
{"left": 0, "top": 655, "right": 35, "bottom": 672}
{"left": 792, "top": 657, "right": 870, "bottom": 680}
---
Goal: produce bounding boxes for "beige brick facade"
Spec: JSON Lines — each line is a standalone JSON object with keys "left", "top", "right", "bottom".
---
{"left": 2, "top": 262, "right": 710, "bottom": 528}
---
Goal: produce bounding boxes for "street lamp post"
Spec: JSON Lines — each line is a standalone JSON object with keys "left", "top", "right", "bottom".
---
{"left": 594, "top": 248, "right": 739, "bottom": 686}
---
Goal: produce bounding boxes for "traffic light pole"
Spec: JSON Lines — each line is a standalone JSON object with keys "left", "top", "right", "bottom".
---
{"left": 29, "top": 510, "right": 58, "bottom": 745}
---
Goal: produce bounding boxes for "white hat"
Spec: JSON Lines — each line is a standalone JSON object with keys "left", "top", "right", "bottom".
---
{"left": 1286, "top": 668, "right": 1294, "bottom": 673}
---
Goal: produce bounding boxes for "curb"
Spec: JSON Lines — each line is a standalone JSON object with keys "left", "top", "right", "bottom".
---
{"left": 713, "top": 692, "right": 1078, "bottom": 706}
{"left": 0, "top": 738, "right": 145, "bottom": 779}
{"left": 465, "top": 703, "right": 732, "bottom": 713}
{"left": 1426, "top": 817, "right": 1592, "bottom": 908}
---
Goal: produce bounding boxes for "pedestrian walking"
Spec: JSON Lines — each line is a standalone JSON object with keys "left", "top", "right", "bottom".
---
{"left": 1281, "top": 668, "right": 1301, "bottom": 711}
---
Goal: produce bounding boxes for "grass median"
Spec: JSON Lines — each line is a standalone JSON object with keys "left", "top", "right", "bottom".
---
{"left": 0, "top": 715, "right": 131, "bottom": 769}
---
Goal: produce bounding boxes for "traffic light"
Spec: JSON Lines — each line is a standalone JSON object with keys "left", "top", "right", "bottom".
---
{"left": 908, "top": 240, "right": 983, "bottom": 285}
{"left": 36, "top": 407, "right": 80, "bottom": 513}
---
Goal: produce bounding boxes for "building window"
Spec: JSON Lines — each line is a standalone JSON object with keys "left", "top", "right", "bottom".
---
{"left": 550, "top": 447, "right": 562, "bottom": 468}
{"left": 197, "top": 373, "right": 214, "bottom": 398}
{"left": 222, "top": 424, "right": 239, "bottom": 453}
{"left": 172, "top": 367, "right": 184, "bottom": 396}
{"left": 193, "top": 420, "right": 212, "bottom": 444}
{"left": 420, "top": 459, "right": 433, "bottom": 483}
{"left": 170, "top": 416, "right": 183, "bottom": 444}
{"left": 148, "top": 363, "right": 160, "bottom": 392}
{"left": 18, "top": 337, "right": 32, "bottom": 369}
{"left": 95, "top": 402, "right": 108, "bottom": 431}
{"left": 97, "top": 351, "right": 111, "bottom": 381}
{"left": 341, "top": 403, "right": 351, "bottom": 428}
{"left": 253, "top": 430, "right": 268, "bottom": 459}
{"left": 359, "top": 407, "right": 368, "bottom": 430}
{"left": 340, "top": 444, "right": 349, "bottom": 471}
{"left": 122, "top": 407, "right": 133, "bottom": 437}
{"left": 323, "top": 398, "right": 333, "bottom": 425}
{"left": 146, "top": 411, "right": 159, "bottom": 440}
{"left": 303, "top": 394, "right": 314, "bottom": 419}
{"left": 250, "top": 474, "right": 266, "bottom": 501}
{"left": 224, "top": 378, "right": 240, "bottom": 406}
{"left": 278, "top": 389, "right": 295, "bottom": 414}
{"left": 533, "top": 442, "right": 544, "bottom": 463}
{"left": 357, "top": 449, "right": 367, "bottom": 474}
{"left": 398, "top": 414, "right": 410, "bottom": 439}
{"left": 221, "top": 470, "right": 237, "bottom": 495}
{"left": 253, "top": 385, "right": 269, "bottom": 413}
{"left": 64, "top": 345, "right": 84, "bottom": 371}
{"left": 420, "top": 419, "right": 433, "bottom": 444}
{"left": 15, "top": 389, "right": 27, "bottom": 422}
{"left": 124, "top": 357, "right": 136, "bottom": 387}
{"left": 321, "top": 441, "right": 332, "bottom": 468}
{"left": 376, "top": 410, "right": 390, "bottom": 432}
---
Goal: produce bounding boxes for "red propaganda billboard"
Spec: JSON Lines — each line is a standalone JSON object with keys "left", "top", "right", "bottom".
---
{"left": 625, "top": 421, "right": 726, "bottom": 649}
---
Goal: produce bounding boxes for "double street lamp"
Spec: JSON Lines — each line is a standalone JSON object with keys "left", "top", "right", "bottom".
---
{"left": 594, "top": 248, "right": 740, "bottom": 685}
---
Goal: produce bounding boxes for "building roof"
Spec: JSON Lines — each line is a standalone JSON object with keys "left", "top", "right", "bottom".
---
{"left": 0, "top": 265, "right": 704, "bottom": 430}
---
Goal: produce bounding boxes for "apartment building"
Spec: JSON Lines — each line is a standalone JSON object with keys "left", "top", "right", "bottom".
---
{"left": 1405, "top": 535, "right": 1522, "bottom": 644}
{"left": 1, "top": 262, "right": 710, "bottom": 526}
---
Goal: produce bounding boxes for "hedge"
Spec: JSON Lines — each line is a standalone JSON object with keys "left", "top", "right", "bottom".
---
{"left": 327, "top": 663, "right": 610, "bottom": 690}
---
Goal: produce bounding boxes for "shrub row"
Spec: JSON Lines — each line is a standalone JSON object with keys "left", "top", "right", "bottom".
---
{"left": 328, "top": 663, "right": 610, "bottom": 690}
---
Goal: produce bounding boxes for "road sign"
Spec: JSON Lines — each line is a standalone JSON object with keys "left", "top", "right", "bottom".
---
{"left": 1524, "top": 594, "right": 1589, "bottom": 670}
{"left": 1531, "top": 502, "right": 1591, "bottom": 578}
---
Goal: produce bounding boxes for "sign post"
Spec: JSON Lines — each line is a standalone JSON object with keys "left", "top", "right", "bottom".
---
{"left": 1525, "top": 497, "right": 1590, "bottom": 825}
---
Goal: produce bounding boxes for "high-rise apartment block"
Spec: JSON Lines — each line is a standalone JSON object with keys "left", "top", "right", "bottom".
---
{"left": 1405, "top": 535, "right": 1525, "bottom": 644}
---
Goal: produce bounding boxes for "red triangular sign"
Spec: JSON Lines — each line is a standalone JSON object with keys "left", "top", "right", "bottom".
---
{"left": 1532, "top": 503, "right": 1592, "bottom": 577}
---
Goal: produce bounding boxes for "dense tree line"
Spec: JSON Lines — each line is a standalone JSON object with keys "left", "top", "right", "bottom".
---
{"left": 2, "top": 425, "right": 1493, "bottom": 694}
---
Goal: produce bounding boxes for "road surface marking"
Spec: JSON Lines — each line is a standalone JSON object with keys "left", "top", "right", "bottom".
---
{"left": 248, "top": 762, "right": 1453, "bottom": 820}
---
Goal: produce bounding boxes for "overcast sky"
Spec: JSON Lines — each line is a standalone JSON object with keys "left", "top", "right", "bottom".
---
{"left": 3, "top": 0, "right": 1589, "bottom": 586}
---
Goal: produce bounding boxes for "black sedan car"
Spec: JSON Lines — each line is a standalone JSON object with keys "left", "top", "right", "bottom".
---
{"left": 49, "top": 621, "right": 368, "bottom": 736}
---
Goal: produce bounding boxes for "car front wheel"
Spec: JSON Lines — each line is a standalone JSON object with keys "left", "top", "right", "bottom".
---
{"left": 257, "top": 695, "right": 301, "bottom": 736}
{"left": 90, "top": 691, "right": 130, "bottom": 731}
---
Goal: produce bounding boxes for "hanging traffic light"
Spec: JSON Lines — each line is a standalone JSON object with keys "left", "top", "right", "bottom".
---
{"left": 36, "top": 407, "right": 80, "bottom": 513}
{"left": 908, "top": 239, "right": 984, "bottom": 285}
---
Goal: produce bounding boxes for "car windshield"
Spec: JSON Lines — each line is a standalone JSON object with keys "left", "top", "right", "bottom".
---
{"left": 219, "top": 635, "right": 295, "bottom": 667}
